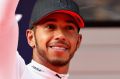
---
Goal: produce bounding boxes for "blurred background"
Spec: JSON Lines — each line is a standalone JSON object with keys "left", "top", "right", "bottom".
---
{"left": 16, "top": 0, "right": 120, "bottom": 79}
{"left": 76, "top": 0, "right": 120, "bottom": 27}
{"left": 76, "top": 0, "right": 120, "bottom": 21}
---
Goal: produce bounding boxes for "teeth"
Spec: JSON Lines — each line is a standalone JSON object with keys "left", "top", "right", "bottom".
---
{"left": 51, "top": 46, "right": 66, "bottom": 50}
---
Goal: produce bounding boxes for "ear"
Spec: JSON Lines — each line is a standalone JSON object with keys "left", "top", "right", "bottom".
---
{"left": 76, "top": 34, "right": 82, "bottom": 48}
{"left": 26, "top": 29, "right": 36, "bottom": 48}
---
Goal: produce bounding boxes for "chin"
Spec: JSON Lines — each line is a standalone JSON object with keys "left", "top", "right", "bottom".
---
{"left": 48, "top": 58, "right": 71, "bottom": 67}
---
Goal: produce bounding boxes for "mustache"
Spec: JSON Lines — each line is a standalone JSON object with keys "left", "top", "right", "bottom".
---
{"left": 48, "top": 40, "right": 70, "bottom": 47}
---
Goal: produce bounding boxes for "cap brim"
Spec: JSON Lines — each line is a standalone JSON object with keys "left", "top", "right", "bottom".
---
{"left": 53, "top": 10, "right": 84, "bottom": 28}
{"left": 34, "top": 10, "right": 84, "bottom": 28}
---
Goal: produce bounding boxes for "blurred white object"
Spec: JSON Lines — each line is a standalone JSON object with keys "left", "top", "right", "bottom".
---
{"left": 15, "top": 14, "right": 22, "bottom": 22}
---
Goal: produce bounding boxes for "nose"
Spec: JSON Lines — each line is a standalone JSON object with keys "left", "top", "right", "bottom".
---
{"left": 54, "top": 30, "right": 67, "bottom": 41}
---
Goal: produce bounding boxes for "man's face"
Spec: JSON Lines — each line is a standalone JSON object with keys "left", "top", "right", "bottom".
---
{"left": 27, "top": 13, "right": 82, "bottom": 66}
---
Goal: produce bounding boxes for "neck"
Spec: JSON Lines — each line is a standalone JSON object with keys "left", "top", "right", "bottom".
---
{"left": 33, "top": 51, "right": 69, "bottom": 74}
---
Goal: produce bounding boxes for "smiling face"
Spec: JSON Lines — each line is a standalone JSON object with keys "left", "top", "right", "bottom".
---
{"left": 26, "top": 13, "right": 82, "bottom": 67}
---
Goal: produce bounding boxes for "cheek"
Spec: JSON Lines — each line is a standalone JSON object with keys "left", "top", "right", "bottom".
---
{"left": 70, "top": 38, "right": 78, "bottom": 46}
{"left": 69, "top": 35, "right": 79, "bottom": 49}
{"left": 68, "top": 33, "right": 78, "bottom": 43}
{"left": 35, "top": 31, "right": 52, "bottom": 47}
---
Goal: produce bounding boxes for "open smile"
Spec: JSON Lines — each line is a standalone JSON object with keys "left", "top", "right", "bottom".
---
{"left": 48, "top": 43, "right": 70, "bottom": 52}
{"left": 49, "top": 46, "right": 67, "bottom": 51}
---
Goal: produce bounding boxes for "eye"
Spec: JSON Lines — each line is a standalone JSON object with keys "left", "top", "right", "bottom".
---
{"left": 66, "top": 25, "right": 75, "bottom": 30}
{"left": 46, "top": 24, "right": 56, "bottom": 30}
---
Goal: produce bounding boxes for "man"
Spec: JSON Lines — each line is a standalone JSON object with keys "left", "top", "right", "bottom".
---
{"left": 0, "top": 0, "right": 84, "bottom": 79}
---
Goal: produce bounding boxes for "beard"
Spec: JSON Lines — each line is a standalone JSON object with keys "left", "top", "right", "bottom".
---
{"left": 35, "top": 41, "right": 77, "bottom": 67}
{"left": 36, "top": 45, "right": 73, "bottom": 67}
{"left": 34, "top": 33, "right": 78, "bottom": 67}
{"left": 47, "top": 57, "right": 72, "bottom": 67}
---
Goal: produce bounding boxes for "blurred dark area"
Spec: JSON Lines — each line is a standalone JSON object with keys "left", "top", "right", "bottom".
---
{"left": 16, "top": 0, "right": 120, "bottom": 64}
{"left": 16, "top": 0, "right": 36, "bottom": 64}
{"left": 76, "top": 0, "right": 120, "bottom": 27}
{"left": 76, "top": 0, "right": 120, "bottom": 21}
